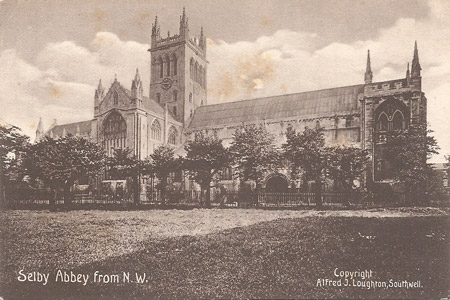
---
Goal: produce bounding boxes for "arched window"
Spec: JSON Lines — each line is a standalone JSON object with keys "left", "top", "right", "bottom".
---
{"left": 158, "top": 57, "right": 164, "bottom": 78}
{"left": 190, "top": 58, "right": 194, "bottom": 78}
{"left": 392, "top": 111, "right": 404, "bottom": 130}
{"left": 202, "top": 69, "right": 206, "bottom": 88}
{"left": 173, "top": 90, "right": 177, "bottom": 102}
{"left": 103, "top": 111, "right": 127, "bottom": 156}
{"left": 378, "top": 113, "right": 389, "bottom": 131}
{"left": 156, "top": 93, "right": 161, "bottom": 103}
{"left": 173, "top": 106, "right": 177, "bottom": 116}
{"left": 168, "top": 127, "right": 177, "bottom": 145}
{"left": 189, "top": 92, "right": 192, "bottom": 103}
{"left": 113, "top": 91, "right": 119, "bottom": 105}
{"left": 194, "top": 61, "right": 199, "bottom": 82}
{"left": 172, "top": 54, "right": 177, "bottom": 76}
{"left": 165, "top": 55, "right": 170, "bottom": 76}
{"left": 151, "top": 120, "right": 161, "bottom": 141}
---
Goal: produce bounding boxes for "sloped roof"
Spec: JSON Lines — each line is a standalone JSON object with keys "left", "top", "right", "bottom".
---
{"left": 189, "top": 84, "right": 364, "bottom": 129}
{"left": 48, "top": 120, "right": 92, "bottom": 137}
{"left": 119, "top": 84, "right": 178, "bottom": 122}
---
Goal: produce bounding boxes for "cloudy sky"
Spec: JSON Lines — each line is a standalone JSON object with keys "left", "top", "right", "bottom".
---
{"left": 0, "top": 0, "right": 449, "bottom": 161}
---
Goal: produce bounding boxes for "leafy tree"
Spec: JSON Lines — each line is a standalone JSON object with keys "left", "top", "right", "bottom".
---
{"left": 383, "top": 123, "right": 439, "bottom": 203}
{"left": 283, "top": 125, "right": 326, "bottom": 207}
{"left": 325, "top": 146, "right": 369, "bottom": 193}
{"left": 184, "top": 132, "right": 231, "bottom": 207}
{"left": 229, "top": 124, "right": 280, "bottom": 191}
{"left": 108, "top": 148, "right": 151, "bottom": 204}
{"left": 23, "top": 135, "right": 106, "bottom": 206}
{"left": 150, "top": 144, "right": 178, "bottom": 204}
{"left": 0, "top": 124, "right": 30, "bottom": 205}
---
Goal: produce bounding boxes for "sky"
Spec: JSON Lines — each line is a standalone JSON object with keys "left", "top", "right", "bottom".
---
{"left": 0, "top": 0, "right": 449, "bottom": 162}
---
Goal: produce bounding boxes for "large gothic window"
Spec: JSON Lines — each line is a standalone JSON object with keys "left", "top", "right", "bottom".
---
{"left": 168, "top": 126, "right": 177, "bottom": 145}
{"left": 103, "top": 111, "right": 127, "bottom": 156}
{"left": 375, "top": 99, "right": 409, "bottom": 137}
{"left": 151, "top": 120, "right": 161, "bottom": 141}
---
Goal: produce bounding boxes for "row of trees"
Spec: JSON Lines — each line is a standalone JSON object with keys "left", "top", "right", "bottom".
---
{"left": 0, "top": 121, "right": 442, "bottom": 207}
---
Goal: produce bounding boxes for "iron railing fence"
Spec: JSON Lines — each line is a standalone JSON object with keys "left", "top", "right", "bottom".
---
{"left": 5, "top": 188, "right": 364, "bottom": 208}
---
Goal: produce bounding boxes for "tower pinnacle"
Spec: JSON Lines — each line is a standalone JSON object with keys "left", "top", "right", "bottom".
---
{"left": 364, "top": 50, "right": 373, "bottom": 84}
{"left": 406, "top": 62, "right": 410, "bottom": 80}
{"left": 35, "top": 117, "right": 44, "bottom": 142}
{"left": 411, "top": 41, "right": 421, "bottom": 78}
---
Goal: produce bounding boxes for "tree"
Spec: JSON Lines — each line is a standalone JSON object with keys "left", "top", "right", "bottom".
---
{"left": 0, "top": 124, "right": 30, "bottom": 206}
{"left": 108, "top": 148, "right": 151, "bottom": 204}
{"left": 383, "top": 123, "right": 439, "bottom": 203}
{"left": 23, "top": 135, "right": 106, "bottom": 206}
{"left": 149, "top": 144, "right": 178, "bottom": 204}
{"left": 325, "top": 146, "right": 369, "bottom": 193}
{"left": 282, "top": 125, "right": 326, "bottom": 207}
{"left": 229, "top": 124, "right": 280, "bottom": 191}
{"left": 184, "top": 132, "right": 231, "bottom": 207}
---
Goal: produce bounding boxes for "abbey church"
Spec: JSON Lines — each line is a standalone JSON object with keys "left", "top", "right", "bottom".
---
{"left": 35, "top": 9, "right": 426, "bottom": 189}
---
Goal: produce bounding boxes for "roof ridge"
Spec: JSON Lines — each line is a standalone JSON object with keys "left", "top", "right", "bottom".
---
{"left": 199, "top": 83, "right": 364, "bottom": 110}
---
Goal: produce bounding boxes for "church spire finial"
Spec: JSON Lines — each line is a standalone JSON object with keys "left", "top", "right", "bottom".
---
{"left": 364, "top": 49, "right": 373, "bottom": 84}
{"left": 135, "top": 68, "right": 140, "bottom": 81}
{"left": 411, "top": 40, "right": 421, "bottom": 78}
{"left": 97, "top": 79, "right": 103, "bottom": 90}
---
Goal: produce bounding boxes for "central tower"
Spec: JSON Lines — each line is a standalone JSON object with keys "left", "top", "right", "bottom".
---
{"left": 149, "top": 8, "right": 207, "bottom": 125}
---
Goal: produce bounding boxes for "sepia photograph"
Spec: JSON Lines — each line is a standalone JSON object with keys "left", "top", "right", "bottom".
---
{"left": 0, "top": 0, "right": 449, "bottom": 299}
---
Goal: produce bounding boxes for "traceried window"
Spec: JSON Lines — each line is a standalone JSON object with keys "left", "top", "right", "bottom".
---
{"left": 375, "top": 99, "right": 409, "bottom": 135}
{"left": 168, "top": 126, "right": 177, "bottom": 145}
{"left": 172, "top": 54, "right": 177, "bottom": 75}
{"left": 378, "top": 113, "right": 389, "bottom": 132}
{"left": 392, "top": 111, "right": 404, "bottom": 130}
{"left": 173, "top": 90, "right": 178, "bottom": 102}
{"left": 159, "top": 57, "right": 164, "bottom": 78}
{"left": 190, "top": 58, "right": 194, "bottom": 78}
{"left": 165, "top": 55, "right": 170, "bottom": 76}
{"left": 151, "top": 120, "right": 161, "bottom": 141}
{"left": 103, "top": 111, "right": 126, "bottom": 157}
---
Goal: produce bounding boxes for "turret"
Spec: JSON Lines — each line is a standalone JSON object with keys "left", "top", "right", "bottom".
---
{"left": 364, "top": 50, "right": 373, "bottom": 84}
{"left": 411, "top": 41, "right": 421, "bottom": 78}
{"left": 131, "top": 68, "right": 143, "bottom": 106}
{"left": 35, "top": 117, "right": 44, "bottom": 143}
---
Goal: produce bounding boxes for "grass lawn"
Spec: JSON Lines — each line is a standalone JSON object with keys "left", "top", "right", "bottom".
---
{"left": 1, "top": 208, "right": 449, "bottom": 299}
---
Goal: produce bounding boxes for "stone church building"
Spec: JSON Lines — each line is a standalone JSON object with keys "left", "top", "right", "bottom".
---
{"left": 35, "top": 9, "right": 426, "bottom": 192}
